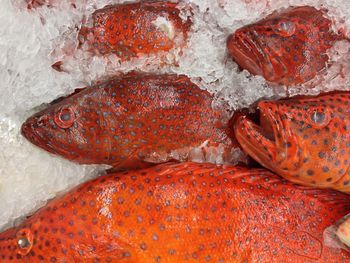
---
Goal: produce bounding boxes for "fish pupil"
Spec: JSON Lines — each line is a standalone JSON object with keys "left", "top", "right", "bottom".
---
{"left": 17, "top": 238, "right": 30, "bottom": 249}
{"left": 276, "top": 20, "right": 295, "bottom": 36}
{"left": 311, "top": 111, "right": 325, "bottom": 124}
{"left": 60, "top": 113, "right": 71, "bottom": 122}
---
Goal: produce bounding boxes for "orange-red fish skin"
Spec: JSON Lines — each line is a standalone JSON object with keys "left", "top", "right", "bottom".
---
{"left": 0, "top": 162, "right": 349, "bottom": 262}
{"left": 234, "top": 91, "right": 350, "bottom": 194}
{"left": 227, "top": 6, "right": 343, "bottom": 86}
{"left": 21, "top": 73, "right": 235, "bottom": 170}
{"left": 78, "top": 1, "right": 192, "bottom": 60}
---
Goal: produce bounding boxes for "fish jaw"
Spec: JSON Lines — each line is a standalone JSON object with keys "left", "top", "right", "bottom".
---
{"left": 21, "top": 114, "right": 74, "bottom": 160}
{"left": 21, "top": 115, "right": 52, "bottom": 153}
{"left": 234, "top": 102, "right": 302, "bottom": 179}
{"left": 234, "top": 115, "right": 277, "bottom": 170}
{"left": 227, "top": 32, "right": 264, "bottom": 77}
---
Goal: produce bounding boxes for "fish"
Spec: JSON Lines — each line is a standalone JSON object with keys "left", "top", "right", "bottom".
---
{"left": 21, "top": 73, "right": 235, "bottom": 170}
{"left": 233, "top": 91, "right": 350, "bottom": 193}
{"left": 0, "top": 162, "right": 350, "bottom": 262}
{"left": 227, "top": 6, "right": 344, "bottom": 86}
{"left": 78, "top": 1, "right": 192, "bottom": 60}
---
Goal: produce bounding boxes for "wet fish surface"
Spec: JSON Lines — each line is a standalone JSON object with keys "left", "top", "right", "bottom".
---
{"left": 21, "top": 73, "right": 235, "bottom": 170}
{"left": 79, "top": 1, "right": 192, "bottom": 60}
{"left": 0, "top": 162, "right": 349, "bottom": 262}
{"left": 227, "top": 6, "right": 344, "bottom": 86}
{"left": 234, "top": 91, "right": 350, "bottom": 193}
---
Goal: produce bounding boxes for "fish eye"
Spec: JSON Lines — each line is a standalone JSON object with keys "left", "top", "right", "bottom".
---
{"left": 274, "top": 20, "right": 295, "bottom": 36}
{"left": 309, "top": 109, "right": 329, "bottom": 126}
{"left": 16, "top": 229, "right": 33, "bottom": 256}
{"left": 54, "top": 107, "right": 76, "bottom": 129}
{"left": 17, "top": 237, "right": 30, "bottom": 249}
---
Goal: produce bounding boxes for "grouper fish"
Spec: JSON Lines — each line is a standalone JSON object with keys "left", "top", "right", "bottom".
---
{"left": 0, "top": 162, "right": 349, "bottom": 262}
{"left": 227, "top": 6, "right": 345, "bottom": 86}
{"left": 78, "top": 1, "right": 192, "bottom": 60}
{"left": 234, "top": 91, "right": 350, "bottom": 193}
{"left": 21, "top": 73, "right": 235, "bottom": 170}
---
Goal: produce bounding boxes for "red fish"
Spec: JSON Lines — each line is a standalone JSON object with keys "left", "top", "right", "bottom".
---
{"left": 78, "top": 1, "right": 192, "bottom": 60}
{"left": 234, "top": 91, "right": 350, "bottom": 193}
{"left": 227, "top": 6, "right": 344, "bottom": 86}
{"left": 21, "top": 73, "right": 235, "bottom": 170}
{"left": 0, "top": 162, "right": 349, "bottom": 262}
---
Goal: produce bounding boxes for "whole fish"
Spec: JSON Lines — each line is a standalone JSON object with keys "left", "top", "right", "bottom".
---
{"left": 0, "top": 162, "right": 349, "bottom": 262}
{"left": 234, "top": 91, "right": 350, "bottom": 193}
{"left": 227, "top": 6, "right": 344, "bottom": 86}
{"left": 79, "top": 1, "right": 192, "bottom": 60}
{"left": 21, "top": 73, "right": 235, "bottom": 170}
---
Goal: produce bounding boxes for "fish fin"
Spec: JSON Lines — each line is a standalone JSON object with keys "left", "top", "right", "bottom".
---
{"left": 106, "top": 160, "right": 155, "bottom": 173}
{"left": 49, "top": 88, "right": 85, "bottom": 105}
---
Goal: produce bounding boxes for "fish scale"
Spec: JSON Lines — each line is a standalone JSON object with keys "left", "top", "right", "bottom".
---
{"left": 0, "top": 162, "right": 349, "bottom": 262}
{"left": 21, "top": 73, "right": 235, "bottom": 170}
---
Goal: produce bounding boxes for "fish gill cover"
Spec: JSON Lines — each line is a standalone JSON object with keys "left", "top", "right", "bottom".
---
{"left": 1, "top": 0, "right": 350, "bottom": 239}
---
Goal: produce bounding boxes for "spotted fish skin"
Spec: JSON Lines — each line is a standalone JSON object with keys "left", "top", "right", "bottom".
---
{"left": 227, "top": 6, "right": 343, "bottom": 86}
{"left": 1, "top": 162, "right": 350, "bottom": 262}
{"left": 78, "top": 1, "right": 192, "bottom": 60}
{"left": 21, "top": 73, "right": 234, "bottom": 170}
{"left": 234, "top": 91, "right": 350, "bottom": 193}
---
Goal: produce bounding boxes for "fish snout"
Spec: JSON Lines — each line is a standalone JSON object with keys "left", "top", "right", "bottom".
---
{"left": 227, "top": 31, "right": 263, "bottom": 77}
{"left": 21, "top": 118, "right": 38, "bottom": 144}
{"left": 21, "top": 115, "right": 48, "bottom": 146}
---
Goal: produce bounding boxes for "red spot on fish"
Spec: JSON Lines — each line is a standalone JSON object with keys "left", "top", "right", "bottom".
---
{"left": 78, "top": 1, "right": 192, "bottom": 60}
{"left": 0, "top": 162, "right": 349, "bottom": 262}
{"left": 234, "top": 91, "right": 350, "bottom": 193}
{"left": 21, "top": 73, "right": 236, "bottom": 170}
{"left": 227, "top": 6, "right": 344, "bottom": 86}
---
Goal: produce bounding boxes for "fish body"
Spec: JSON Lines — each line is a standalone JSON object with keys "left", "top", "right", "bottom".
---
{"left": 21, "top": 73, "right": 234, "bottom": 170}
{"left": 234, "top": 91, "right": 350, "bottom": 193}
{"left": 227, "top": 6, "right": 342, "bottom": 86}
{"left": 79, "top": 1, "right": 192, "bottom": 60}
{"left": 0, "top": 162, "right": 349, "bottom": 262}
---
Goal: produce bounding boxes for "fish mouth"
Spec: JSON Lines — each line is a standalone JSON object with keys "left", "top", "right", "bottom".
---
{"left": 234, "top": 101, "right": 300, "bottom": 176}
{"left": 21, "top": 117, "right": 68, "bottom": 158}
{"left": 228, "top": 30, "right": 288, "bottom": 83}
{"left": 227, "top": 32, "right": 264, "bottom": 76}
{"left": 234, "top": 107, "right": 278, "bottom": 171}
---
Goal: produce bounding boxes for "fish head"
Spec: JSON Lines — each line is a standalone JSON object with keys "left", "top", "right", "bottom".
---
{"left": 227, "top": 6, "right": 337, "bottom": 85}
{"left": 234, "top": 92, "right": 350, "bottom": 188}
{"left": 21, "top": 88, "right": 107, "bottom": 164}
{"left": 0, "top": 224, "right": 38, "bottom": 261}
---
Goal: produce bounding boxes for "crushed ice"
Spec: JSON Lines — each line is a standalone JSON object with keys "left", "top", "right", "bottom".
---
{"left": 1, "top": 0, "right": 350, "bottom": 231}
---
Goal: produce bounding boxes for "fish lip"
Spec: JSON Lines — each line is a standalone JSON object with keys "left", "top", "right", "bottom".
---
{"left": 227, "top": 32, "right": 264, "bottom": 76}
{"left": 235, "top": 102, "right": 302, "bottom": 176}
{"left": 21, "top": 118, "right": 62, "bottom": 156}
{"left": 233, "top": 104, "right": 284, "bottom": 170}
